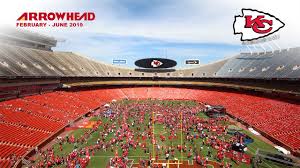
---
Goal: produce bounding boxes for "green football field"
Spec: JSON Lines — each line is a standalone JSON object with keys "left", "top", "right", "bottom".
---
{"left": 36, "top": 99, "right": 294, "bottom": 168}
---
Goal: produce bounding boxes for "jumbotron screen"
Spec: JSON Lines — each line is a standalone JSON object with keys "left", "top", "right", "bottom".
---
{"left": 135, "top": 58, "right": 177, "bottom": 69}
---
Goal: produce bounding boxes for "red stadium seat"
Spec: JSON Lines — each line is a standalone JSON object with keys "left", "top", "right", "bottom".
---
{"left": 0, "top": 87, "right": 299, "bottom": 165}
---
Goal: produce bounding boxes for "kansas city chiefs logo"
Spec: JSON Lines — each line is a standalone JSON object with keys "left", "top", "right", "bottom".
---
{"left": 151, "top": 60, "right": 163, "bottom": 68}
{"left": 233, "top": 9, "right": 285, "bottom": 41}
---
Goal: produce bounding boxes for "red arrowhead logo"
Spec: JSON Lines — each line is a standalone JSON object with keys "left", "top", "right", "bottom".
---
{"left": 151, "top": 60, "right": 163, "bottom": 68}
{"left": 233, "top": 9, "right": 285, "bottom": 41}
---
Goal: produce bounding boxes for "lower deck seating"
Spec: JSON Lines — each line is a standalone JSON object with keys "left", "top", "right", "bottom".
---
{"left": 0, "top": 91, "right": 104, "bottom": 163}
{"left": 0, "top": 123, "right": 50, "bottom": 147}
{"left": 0, "top": 159, "right": 12, "bottom": 168}
{"left": 0, "top": 144, "right": 28, "bottom": 159}
{"left": 0, "top": 87, "right": 299, "bottom": 167}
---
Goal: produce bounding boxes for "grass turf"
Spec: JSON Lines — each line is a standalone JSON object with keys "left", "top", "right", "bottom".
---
{"left": 47, "top": 100, "right": 287, "bottom": 168}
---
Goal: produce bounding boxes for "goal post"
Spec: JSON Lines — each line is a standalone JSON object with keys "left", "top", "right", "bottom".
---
{"left": 151, "top": 110, "right": 184, "bottom": 167}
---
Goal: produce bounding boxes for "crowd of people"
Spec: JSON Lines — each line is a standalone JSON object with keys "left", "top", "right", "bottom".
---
{"left": 31, "top": 99, "right": 252, "bottom": 168}
{"left": 32, "top": 120, "right": 102, "bottom": 168}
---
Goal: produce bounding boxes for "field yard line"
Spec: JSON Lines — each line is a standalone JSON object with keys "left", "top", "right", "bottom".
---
{"left": 180, "top": 111, "right": 183, "bottom": 163}
{"left": 246, "top": 145, "right": 256, "bottom": 155}
{"left": 91, "top": 155, "right": 149, "bottom": 157}
{"left": 263, "top": 161, "right": 274, "bottom": 168}
{"left": 152, "top": 110, "right": 155, "bottom": 159}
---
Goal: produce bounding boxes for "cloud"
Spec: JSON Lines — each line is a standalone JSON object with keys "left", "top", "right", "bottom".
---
{"left": 83, "top": 0, "right": 300, "bottom": 46}
{"left": 1, "top": 0, "right": 299, "bottom": 67}
{"left": 3, "top": 0, "right": 299, "bottom": 45}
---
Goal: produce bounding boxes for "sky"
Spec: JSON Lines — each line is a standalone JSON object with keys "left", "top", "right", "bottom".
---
{"left": 1, "top": 0, "right": 300, "bottom": 68}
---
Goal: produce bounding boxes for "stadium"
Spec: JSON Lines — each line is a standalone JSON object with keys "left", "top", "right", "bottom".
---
{"left": 0, "top": 25, "right": 299, "bottom": 168}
